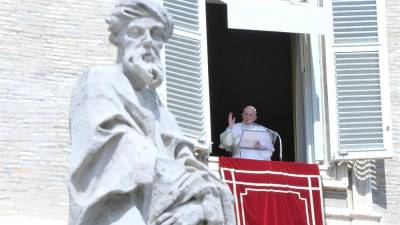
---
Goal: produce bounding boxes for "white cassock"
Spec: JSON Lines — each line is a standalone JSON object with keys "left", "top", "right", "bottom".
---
{"left": 219, "top": 122, "right": 275, "bottom": 160}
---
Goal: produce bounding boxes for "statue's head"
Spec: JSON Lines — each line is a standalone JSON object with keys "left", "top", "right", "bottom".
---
{"left": 106, "top": 0, "right": 174, "bottom": 90}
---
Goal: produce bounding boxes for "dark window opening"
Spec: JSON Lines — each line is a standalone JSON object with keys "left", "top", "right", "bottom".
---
{"left": 206, "top": 3, "right": 295, "bottom": 162}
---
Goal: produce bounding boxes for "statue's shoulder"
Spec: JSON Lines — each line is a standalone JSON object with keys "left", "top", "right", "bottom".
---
{"left": 72, "top": 65, "right": 123, "bottom": 101}
{"left": 81, "top": 64, "right": 121, "bottom": 83}
{"left": 74, "top": 65, "right": 122, "bottom": 90}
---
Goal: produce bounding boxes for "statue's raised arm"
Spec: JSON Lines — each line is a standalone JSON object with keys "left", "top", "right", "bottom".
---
{"left": 68, "top": 1, "right": 235, "bottom": 225}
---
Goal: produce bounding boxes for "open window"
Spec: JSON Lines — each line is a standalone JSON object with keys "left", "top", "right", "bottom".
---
{"left": 160, "top": 0, "right": 330, "bottom": 162}
{"left": 206, "top": 3, "right": 296, "bottom": 161}
{"left": 205, "top": 0, "right": 330, "bottom": 163}
{"left": 160, "top": 0, "right": 392, "bottom": 162}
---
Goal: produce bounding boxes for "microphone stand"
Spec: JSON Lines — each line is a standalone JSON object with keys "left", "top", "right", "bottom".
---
{"left": 252, "top": 123, "right": 283, "bottom": 161}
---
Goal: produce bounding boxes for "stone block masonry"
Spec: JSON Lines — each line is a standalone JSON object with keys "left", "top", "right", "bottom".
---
{"left": 0, "top": 0, "right": 116, "bottom": 221}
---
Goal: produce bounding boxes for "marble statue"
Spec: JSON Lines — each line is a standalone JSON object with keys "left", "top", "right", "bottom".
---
{"left": 68, "top": 0, "right": 235, "bottom": 225}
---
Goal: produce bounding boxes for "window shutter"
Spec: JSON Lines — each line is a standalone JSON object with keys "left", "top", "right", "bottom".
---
{"left": 332, "top": 0, "right": 378, "bottom": 45}
{"left": 163, "top": 0, "right": 211, "bottom": 149}
{"left": 327, "top": 0, "right": 392, "bottom": 160}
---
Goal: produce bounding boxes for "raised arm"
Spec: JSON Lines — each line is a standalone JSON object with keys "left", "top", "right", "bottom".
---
{"left": 228, "top": 112, "right": 235, "bottom": 129}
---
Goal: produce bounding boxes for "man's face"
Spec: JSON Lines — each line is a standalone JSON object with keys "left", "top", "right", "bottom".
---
{"left": 120, "top": 17, "right": 165, "bottom": 89}
{"left": 242, "top": 107, "right": 257, "bottom": 125}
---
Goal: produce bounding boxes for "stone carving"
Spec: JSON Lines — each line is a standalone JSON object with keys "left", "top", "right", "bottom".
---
{"left": 68, "top": 0, "right": 235, "bottom": 225}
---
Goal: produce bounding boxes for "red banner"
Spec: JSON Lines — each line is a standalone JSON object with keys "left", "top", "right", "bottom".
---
{"left": 219, "top": 157, "right": 324, "bottom": 225}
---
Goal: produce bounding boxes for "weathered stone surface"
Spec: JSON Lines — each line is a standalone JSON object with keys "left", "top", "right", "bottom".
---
{"left": 68, "top": 1, "right": 235, "bottom": 225}
{"left": 0, "top": 0, "right": 116, "bottom": 220}
{"left": 372, "top": 1, "right": 400, "bottom": 225}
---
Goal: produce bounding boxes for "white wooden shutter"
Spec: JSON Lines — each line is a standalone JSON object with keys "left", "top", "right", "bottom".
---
{"left": 327, "top": 0, "right": 392, "bottom": 160}
{"left": 162, "top": 0, "right": 211, "bottom": 149}
{"left": 332, "top": 0, "right": 378, "bottom": 45}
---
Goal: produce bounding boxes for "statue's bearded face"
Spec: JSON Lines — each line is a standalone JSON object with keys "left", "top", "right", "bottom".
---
{"left": 120, "top": 17, "right": 165, "bottom": 90}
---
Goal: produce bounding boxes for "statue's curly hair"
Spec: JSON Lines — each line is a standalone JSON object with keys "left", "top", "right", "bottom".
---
{"left": 106, "top": 0, "right": 174, "bottom": 46}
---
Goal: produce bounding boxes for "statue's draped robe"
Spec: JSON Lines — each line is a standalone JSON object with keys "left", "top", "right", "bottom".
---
{"left": 69, "top": 65, "right": 234, "bottom": 225}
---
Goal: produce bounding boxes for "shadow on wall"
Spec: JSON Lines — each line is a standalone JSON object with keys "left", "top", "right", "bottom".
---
{"left": 372, "top": 159, "right": 387, "bottom": 209}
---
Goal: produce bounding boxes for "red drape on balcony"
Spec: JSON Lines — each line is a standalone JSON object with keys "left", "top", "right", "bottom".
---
{"left": 219, "top": 157, "right": 324, "bottom": 225}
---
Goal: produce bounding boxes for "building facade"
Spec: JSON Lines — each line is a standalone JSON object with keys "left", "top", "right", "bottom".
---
{"left": 0, "top": 0, "right": 399, "bottom": 224}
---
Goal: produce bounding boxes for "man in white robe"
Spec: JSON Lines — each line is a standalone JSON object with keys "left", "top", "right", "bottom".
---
{"left": 220, "top": 106, "right": 276, "bottom": 160}
{"left": 68, "top": 1, "right": 235, "bottom": 225}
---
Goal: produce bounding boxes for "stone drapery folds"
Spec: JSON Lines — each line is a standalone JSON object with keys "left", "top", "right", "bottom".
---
{"left": 68, "top": 1, "right": 235, "bottom": 225}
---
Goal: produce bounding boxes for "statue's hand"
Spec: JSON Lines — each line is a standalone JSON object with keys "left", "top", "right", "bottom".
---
{"left": 155, "top": 201, "right": 204, "bottom": 225}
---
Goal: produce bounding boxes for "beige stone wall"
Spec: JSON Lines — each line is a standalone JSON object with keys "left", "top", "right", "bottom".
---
{"left": 374, "top": 0, "right": 400, "bottom": 224}
{"left": 0, "top": 0, "right": 116, "bottom": 220}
